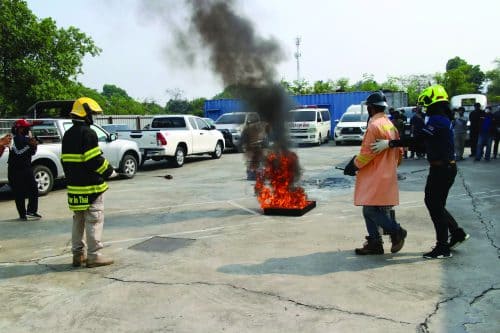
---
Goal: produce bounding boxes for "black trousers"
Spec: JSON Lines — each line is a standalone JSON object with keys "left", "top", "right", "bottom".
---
{"left": 424, "top": 163, "right": 460, "bottom": 246}
{"left": 470, "top": 131, "right": 479, "bottom": 156}
{"left": 8, "top": 168, "right": 38, "bottom": 218}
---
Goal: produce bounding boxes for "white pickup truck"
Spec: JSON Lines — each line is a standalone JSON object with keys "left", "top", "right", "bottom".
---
{"left": 116, "top": 115, "right": 225, "bottom": 167}
{"left": 0, "top": 119, "right": 141, "bottom": 195}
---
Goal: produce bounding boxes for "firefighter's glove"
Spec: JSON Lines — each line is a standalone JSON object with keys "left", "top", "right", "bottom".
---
{"left": 109, "top": 170, "right": 119, "bottom": 179}
{"left": 344, "top": 156, "right": 358, "bottom": 176}
{"left": 371, "top": 139, "right": 390, "bottom": 153}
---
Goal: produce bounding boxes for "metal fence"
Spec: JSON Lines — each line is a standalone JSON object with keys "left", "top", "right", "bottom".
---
{"left": 93, "top": 115, "right": 154, "bottom": 130}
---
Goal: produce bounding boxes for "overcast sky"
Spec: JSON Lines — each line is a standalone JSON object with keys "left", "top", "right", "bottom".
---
{"left": 27, "top": 0, "right": 500, "bottom": 104}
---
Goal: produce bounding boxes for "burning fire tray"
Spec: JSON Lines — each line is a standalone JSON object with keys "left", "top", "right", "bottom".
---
{"left": 263, "top": 201, "right": 316, "bottom": 216}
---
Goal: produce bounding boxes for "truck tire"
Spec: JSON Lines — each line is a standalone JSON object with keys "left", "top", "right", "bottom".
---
{"left": 33, "top": 164, "right": 54, "bottom": 196}
{"left": 120, "top": 154, "right": 138, "bottom": 178}
{"left": 211, "top": 141, "right": 223, "bottom": 159}
{"left": 171, "top": 145, "right": 185, "bottom": 167}
{"left": 317, "top": 133, "right": 322, "bottom": 146}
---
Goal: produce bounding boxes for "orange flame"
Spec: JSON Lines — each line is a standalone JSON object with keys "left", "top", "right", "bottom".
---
{"left": 255, "top": 150, "right": 308, "bottom": 209}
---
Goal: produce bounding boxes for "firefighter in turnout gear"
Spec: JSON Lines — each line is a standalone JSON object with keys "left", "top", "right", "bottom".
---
{"left": 343, "top": 91, "right": 407, "bottom": 255}
{"left": 61, "top": 97, "right": 117, "bottom": 268}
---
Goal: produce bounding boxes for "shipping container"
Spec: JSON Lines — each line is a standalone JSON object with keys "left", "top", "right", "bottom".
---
{"left": 204, "top": 91, "right": 408, "bottom": 139}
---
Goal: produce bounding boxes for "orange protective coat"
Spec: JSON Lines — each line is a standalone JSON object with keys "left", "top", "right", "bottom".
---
{"left": 353, "top": 112, "right": 402, "bottom": 206}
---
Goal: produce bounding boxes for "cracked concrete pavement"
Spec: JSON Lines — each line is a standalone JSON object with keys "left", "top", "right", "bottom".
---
{"left": 0, "top": 145, "right": 498, "bottom": 332}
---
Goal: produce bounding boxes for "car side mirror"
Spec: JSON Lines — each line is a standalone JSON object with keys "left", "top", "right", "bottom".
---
{"left": 109, "top": 133, "right": 118, "bottom": 141}
{"left": 334, "top": 119, "right": 339, "bottom": 124}
{"left": 210, "top": 125, "right": 216, "bottom": 130}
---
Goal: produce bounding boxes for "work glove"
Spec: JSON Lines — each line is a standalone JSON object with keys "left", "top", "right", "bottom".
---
{"left": 344, "top": 156, "right": 358, "bottom": 176}
{"left": 371, "top": 139, "right": 390, "bottom": 153}
{"left": 109, "top": 170, "right": 119, "bottom": 179}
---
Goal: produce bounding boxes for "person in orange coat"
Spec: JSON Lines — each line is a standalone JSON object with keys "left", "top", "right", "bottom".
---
{"left": 0, "top": 134, "right": 12, "bottom": 157}
{"left": 343, "top": 92, "right": 407, "bottom": 255}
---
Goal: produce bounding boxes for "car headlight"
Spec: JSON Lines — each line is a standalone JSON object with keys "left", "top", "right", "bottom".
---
{"left": 230, "top": 127, "right": 241, "bottom": 134}
{"left": 361, "top": 126, "right": 367, "bottom": 131}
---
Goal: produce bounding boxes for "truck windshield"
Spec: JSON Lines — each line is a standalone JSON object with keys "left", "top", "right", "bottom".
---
{"left": 216, "top": 114, "right": 246, "bottom": 124}
{"left": 289, "top": 111, "right": 316, "bottom": 122}
{"left": 341, "top": 114, "right": 368, "bottom": 122}
{"left": 152, "top": 117, "right": 186, "bottom": 128}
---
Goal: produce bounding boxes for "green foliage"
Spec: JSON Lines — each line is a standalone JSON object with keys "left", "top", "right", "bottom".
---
{"left": 0, "top": 0, "right": 101, "bottom": 116}
{"left": 165, "top": 99, "right": 192, "bottom": 114}
{"left": 190, "top": 97, "right": 206, "bottom": 117}
{"left": 486, "top": 58, "right": 500, "bottom": 103}
{"left": 441, "top": 57, "right": 485, "bottom": 96}
{"left": 102, "top": 84, "right": 130, "bottom": 99}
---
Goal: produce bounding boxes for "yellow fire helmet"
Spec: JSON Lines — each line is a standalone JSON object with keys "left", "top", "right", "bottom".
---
{"left": 417, "top": 85, "right": 449, "bottom": 107}
{"left": 70, "top": 97, "right": 103, "bottom": 118}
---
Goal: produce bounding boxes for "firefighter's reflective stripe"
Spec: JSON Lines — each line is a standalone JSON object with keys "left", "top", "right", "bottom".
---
{"left": 356, "top": 153, "right": 371, "bottom": 165}
{"left": 61, "top": 146, "right": 102, "bottom": 163}
{"left": 96, "top": 159, "right": 109, "bottom": 174}
{"left": 67, "top": 183, "right": 108, "bottom": 194}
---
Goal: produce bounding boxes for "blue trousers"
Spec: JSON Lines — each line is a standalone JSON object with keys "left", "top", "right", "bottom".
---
{"left": 362, "top": 206, "right": 401, "bottom": 239}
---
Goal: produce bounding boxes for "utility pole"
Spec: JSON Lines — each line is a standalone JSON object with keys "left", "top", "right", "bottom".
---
{"left": 294, "top": 37, "right": 301, "bottom": 82}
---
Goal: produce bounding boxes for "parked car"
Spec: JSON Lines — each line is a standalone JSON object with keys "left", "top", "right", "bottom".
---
{"left": 0, "top": 118, "right": 141, "bottom": 195}
{"left": 215, "top": 112, "right": 267, "bottom": 152}
{"left": 116, "top": 115, "right": 225, "bottom": 167}
{"left": 288, "top": 107, "right": 331, "bottom": 145}
{"left": 334, "top": 105, "right": 368, "bottom": 145}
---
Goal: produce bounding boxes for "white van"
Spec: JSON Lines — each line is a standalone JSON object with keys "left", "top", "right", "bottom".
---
{"left": 450, "top": 94, "right": 487, "bottom": 112}
{"left": 288, "top": 107, "right": 331, "bottom": 145}
{"left": 334, "top": 104, "right": 369, "bottom": 145}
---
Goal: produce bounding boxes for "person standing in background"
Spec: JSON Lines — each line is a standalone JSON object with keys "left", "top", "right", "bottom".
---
{"left": 469, "top": 103, "right": 484, "bottom": 157}
{"left": 475, "top": 106, "right": 495, "bottom": 161}
{"left": 492, "top": 107, "right": 500, "bottom": 159}
{"left": 453, "top": 107, "right": 467, "bottom": 160}
{"left": 8, "top": 120, "right": 41, "bottom": 221}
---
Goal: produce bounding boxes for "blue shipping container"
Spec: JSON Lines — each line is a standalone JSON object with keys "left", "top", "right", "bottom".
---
{"left": 204, "top": 91, "right": 372, "bottom": 138}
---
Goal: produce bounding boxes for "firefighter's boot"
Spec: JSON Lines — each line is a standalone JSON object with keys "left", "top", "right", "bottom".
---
{"left": 355, "top": 236, "right": 384, "bottom": 255}
{"left": 86, "top": 255, "right": 114, "bottom": 268}
{"left": 72, "top": 253, "right": 87, "bottom": 268}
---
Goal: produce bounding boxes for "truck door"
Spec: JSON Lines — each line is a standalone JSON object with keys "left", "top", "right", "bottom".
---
{"left": 195, "top": 117, "right": 213, "bottom": 152}
{"left": 91, "top": 125, "right": 120, "bottom": 168}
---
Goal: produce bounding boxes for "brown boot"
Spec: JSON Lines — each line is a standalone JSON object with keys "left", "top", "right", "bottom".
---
{"left": 355, "top": 236, "right": 384, "bottom": 255}
{"left": 86, "top": 255, "right": 114, "bottom": 268}
{"left": 390, "top": 227, "right": 407, "bottom": 253}
{"left": 72, "top": 254, "right": 87, "bottom": 268}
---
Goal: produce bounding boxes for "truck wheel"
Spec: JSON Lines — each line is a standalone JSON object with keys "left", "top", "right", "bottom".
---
{"left": 171, "top": 146, "right": 185, "bottom": 167}
{"left": 33, "top": 165, "right": 53, "bottom": 196}
{"left": 211, "top": 141, "right": 223, "bottom": 159}
{"left": 325, "top": 132, "right": 330, "bottom": 143}
{"left": 317, "top": 134, "right": 322, "bottom": 146}
{"left": 120, "top": 154, "right": 138, "bottom": 178}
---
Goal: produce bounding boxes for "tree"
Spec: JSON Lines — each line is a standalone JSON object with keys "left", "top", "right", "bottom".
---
{"left": 0, "top": 0, "right": 101, "bottom": 116}
{"left": 440, "top": 57, "right": 485, "bottom": 96}
{"left": 352, "top": 73, "right": 380, "bottom": 91}
{"left": 311, "top": 80, "right": 335, "bottom": 94}
{"left": 165, "top": 99, "right": 192, "bottom": 114}
{"left": 102, "top": 84, "right": 129, "bottom": 99}
{"left": 486, "top": 58, "right": 500, "bottom": 103}
{"left": 190, "top": 97, "right": 206, "bottom": 117}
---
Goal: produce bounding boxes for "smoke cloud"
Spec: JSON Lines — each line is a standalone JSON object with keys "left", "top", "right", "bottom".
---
{"left": 141, "top": 0, "right": 300, "bottom": 179}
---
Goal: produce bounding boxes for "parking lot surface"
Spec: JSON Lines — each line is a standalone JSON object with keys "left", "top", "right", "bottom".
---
{"left": 1, "top": 144, "right": 499, "bottom": 332}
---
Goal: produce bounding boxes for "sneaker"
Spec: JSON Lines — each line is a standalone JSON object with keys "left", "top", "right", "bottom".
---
{"left": 449, "top": 229, "right": 470, "bottom": 250}
{"left": 19, "top": 216, "right": 28, "bottom": 221}
{"left": 355, "top": 237, "right": 384, "bottom": 255}
{"left": 423, "top": 244, "right": 452, "bottom": 259}
{"left": 26, "top": 212, "right": 42, "bottom": 220}
{"left": 86, "top": 256, "right": 114, "bottom": 268}
{"left": 390, "top": 227, "right": 407, "bottom": 253}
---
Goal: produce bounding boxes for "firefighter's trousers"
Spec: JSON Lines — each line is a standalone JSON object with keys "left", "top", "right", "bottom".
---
{"left": 71, "top": 194, "right": 105, "bottom": 259}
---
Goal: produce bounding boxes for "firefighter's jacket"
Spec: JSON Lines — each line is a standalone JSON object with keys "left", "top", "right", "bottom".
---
{"left": 353, "top": 112, "right": 402, "bottom": 206}
{"left": 61, "top": 120, "right": 113, "bottom": 211}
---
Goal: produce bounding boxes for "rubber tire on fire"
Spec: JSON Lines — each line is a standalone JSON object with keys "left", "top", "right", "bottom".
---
{"left": 119, "top": 154, "right": 138, "bottom": 179}
{"left": 33, "top": 164, "right": 54, "bottom": 196}
{"left": 211, "top": 141, "right": 223, "bottom": 159}
{"left": 171, "top": 145, "right": 185, "bottom": 167}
